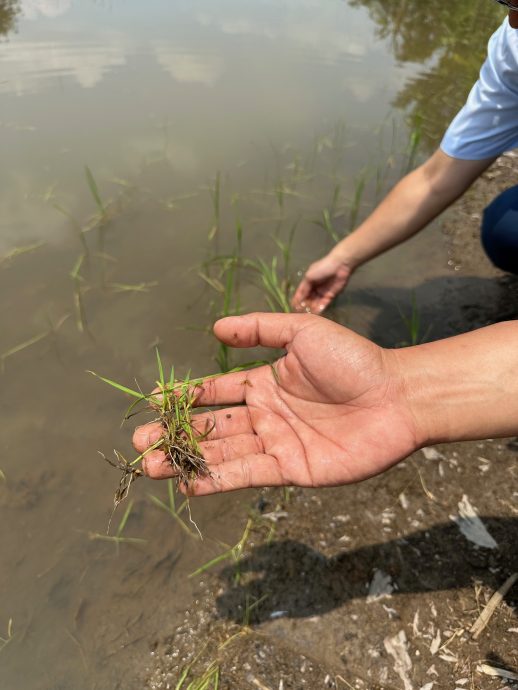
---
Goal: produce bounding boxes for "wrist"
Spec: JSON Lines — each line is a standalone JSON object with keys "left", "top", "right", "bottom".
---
{"left": 390, "top": 322, "right": 518, "bottom": 447}
{"left": 329, "top": 240, "right": 361, "bottom": 273}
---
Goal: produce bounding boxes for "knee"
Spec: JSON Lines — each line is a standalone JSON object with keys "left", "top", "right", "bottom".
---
{"left": 481, "top": 186, "right": 518, "bottom": 274}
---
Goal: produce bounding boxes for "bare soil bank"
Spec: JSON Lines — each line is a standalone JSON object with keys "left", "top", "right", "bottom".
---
{"left": 140, "top": 156, "right": 518, "bottom": 690}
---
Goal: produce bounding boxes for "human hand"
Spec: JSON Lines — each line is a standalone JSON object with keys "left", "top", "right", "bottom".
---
{"left": 291, "top": 254, "right": 352, "bottom": 313}
{"left": 133, "top": 313, "right": 421, "bottom": 495}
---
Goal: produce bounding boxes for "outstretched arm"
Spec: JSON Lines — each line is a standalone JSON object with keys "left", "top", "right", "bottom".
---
{"left": 133, "top": 313, "right": 518, "bottom": 495}
{"left": 292, "top": 150, "right": 495, "bottom": 313}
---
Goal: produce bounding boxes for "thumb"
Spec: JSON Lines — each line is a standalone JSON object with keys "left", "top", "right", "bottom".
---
{"left": 214, "top": 312, "right": 316, "bottom": 349}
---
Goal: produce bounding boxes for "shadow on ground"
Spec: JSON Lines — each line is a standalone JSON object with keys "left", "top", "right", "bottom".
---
{"left": 215, "top": 517, "right": 518, "bottom": 623}
{"left": 335, "top": 273, "right": 518, "bottom": 348}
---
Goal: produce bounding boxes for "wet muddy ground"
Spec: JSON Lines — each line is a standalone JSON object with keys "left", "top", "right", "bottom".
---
{"left": 139, "top": 156, "right": 518, "bottom": 690}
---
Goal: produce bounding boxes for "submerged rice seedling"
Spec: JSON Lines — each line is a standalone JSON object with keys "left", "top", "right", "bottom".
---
{"left": 148, "top": 479, "right": 200, "bottom": 540}
{"left": 404, "top": 114, "right": 423, "bottom": 174}
{"left": 313, "top": 209, "right": 340, "bottom": 244}
{"left": 245, "top": 256, "right": 291, "bottom": 313}
{"left": 189, "top": 518, "right": 253, "bottom": 581}
{"left": 0, "top": 618, "right": 14, "bottom": 653}
{"left": 52, "top": 202, "right": 89, "bottom": 256}
{"left": 208, "top": 171, "right": 221, "bottom": 240}
{"left": 1, "top": 329, "right": 49, "bottom": 374}
{"left": 89, "top": 500, "right": 146, "bottom": 545}
{"left": 84, "top": 165, "right": 107, "bottom": 218}
{"left": 0, "top": 241, "right": 45, "bottom": 267}
{"left": 396, "top": 292, "right": 432, "bottom": 346}
{"left": 272, "top": 217, "right": 298, "bottom": 282}
{"left": 108, "top": 281, "right": 158, "bottom": 293}
{"left": 348, "top": 170, "right": 367, "bottom": 232}
{"left": 70, "top": 253, "right": 88, "bottom": 333}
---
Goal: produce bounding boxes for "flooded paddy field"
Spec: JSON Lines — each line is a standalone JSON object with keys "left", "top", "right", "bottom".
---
{"left": 0, "top": 1, "right": 515, "bottom": 689}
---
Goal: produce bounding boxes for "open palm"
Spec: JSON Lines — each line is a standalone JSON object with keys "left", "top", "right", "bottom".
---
{"left": 133, "top": 313, "right": 420, "bottom": 495}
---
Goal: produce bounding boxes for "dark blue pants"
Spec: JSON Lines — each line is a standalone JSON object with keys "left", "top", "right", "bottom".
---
{"left": 481, "top": 185, "right": 518, "bottom": 275}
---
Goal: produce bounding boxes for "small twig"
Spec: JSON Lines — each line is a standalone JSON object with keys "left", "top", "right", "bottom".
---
{"left": 411, "top": 459, "right": 440, "bottom": 503}
{"left": 476, "top": 663, "right": 518, "bottom": 681}
{"left": 247, "top": 675, "right": 273, "bottom": 690}
{"left": 470, "top": 572, "right": 518, "bottom": 639}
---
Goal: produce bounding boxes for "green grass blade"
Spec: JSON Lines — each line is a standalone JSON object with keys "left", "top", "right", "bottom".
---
{"left": 189, "top": 549, "right": 233, "bottom": 578}
{"left": 156, "top": 348, "right": 165, "bottom": 389}
{"left": 116, "top": 500, "right": 133, "bottom": 537}
{"left": 70, "top": 253, "right": 85, "bottom": 280}
{"left": 148, "top": 493, "right": 171, "bottom": 514}
{"left": 84, "top": 165, "right": 106, "bottom": 216}
{"left": 87, "top": 371, "right": 143, "bottom": 399}
{"left": 167, "top": 478, "right": 175, "bottom": 512}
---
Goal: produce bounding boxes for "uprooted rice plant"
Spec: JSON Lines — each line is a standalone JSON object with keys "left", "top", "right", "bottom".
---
{"left": 90, "top": 350, "right": 211, "bottom": 512}
{"left": 90, "top": 351, "right": 268, "bottom": 521}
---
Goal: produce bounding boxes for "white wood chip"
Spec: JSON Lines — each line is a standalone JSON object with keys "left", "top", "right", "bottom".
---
{"left": 429, "top": 629, "right": 441, "bottom": 655}
{"left": 451, "top": 494, "right": 498, "bottom": 549}
{"left": 367, "top": 570, "right": 394, "bottom": 603}
{"left": 421, "top": 447, "right": 445, "bottom": 461}
{"left": 384, "top": 630, "right": 413, "bottom": 690}
{"left": 412, "top": 611, "right": 420, "bottom": 637}
{"left": 477, "top": 664, "right": 518, "bottom": 681}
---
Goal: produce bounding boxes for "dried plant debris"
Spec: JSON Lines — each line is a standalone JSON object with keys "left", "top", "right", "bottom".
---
{"left": 470, "top": 572, "right": 518, "bottom": 639}
{"left": 383, "top": 630, "right": 413, "bottom": 690}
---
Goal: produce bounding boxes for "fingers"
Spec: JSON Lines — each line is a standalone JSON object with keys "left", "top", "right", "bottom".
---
{"left": 291, "top": 277, "right": 335, "bottom": 313}
{"left": 179, "top": 453, "right": 285, "bottom": 496}
{"left": 214, "top": 312, "right": 315, "bottom": 350}
{"left": 133, "top": 422, "right": 164, "bottom": 453}
{"left": 141, "top": 449, "right": 174, "bottom": 479}
{"left": 132, "top": 407, "right": 254, "bottom": 453}
{"left": 142, "top": 435, "right": 264, "bottom": 479}
{"left": 291, "top": 278, "right": 312, "bottom": 311}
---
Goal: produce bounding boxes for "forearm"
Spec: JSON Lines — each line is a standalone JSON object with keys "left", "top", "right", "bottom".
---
{"left": 394, "top": 321, "right": 518, "bottom": 446}
{"left": 331, "top": 150, "right": 495, "bottom": 270}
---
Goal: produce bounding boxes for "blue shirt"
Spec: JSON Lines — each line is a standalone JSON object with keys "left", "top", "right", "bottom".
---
{"left": 441, "top": 18, "right": 518, "bottom": 161}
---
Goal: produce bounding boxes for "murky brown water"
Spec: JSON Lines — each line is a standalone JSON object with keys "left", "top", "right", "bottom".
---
{"left": 0, "top": 1, "right": 505, "bottom": 688}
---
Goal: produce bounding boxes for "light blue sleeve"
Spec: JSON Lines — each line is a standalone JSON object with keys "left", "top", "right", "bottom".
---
{"left": 440, "top": 19, "right": 518, "bottom": 161}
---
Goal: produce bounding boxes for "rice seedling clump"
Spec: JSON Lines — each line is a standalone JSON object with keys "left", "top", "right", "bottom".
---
{"left": 90, "top": 351, "right": 212, "bottom": 512}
